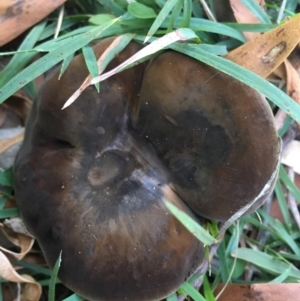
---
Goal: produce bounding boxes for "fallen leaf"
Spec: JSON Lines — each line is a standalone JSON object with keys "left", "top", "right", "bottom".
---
{"left": 226, "top": 15, "right": 300, "bottom": 78}
{"left": 0, "top": 223, "right": 34, "bottom": 260}
{"left": 0, "top": 251, "right": 33, "bottom": 283}
{"left": 229, "top": 0, "right": 262, "bottom": 40}
{"left": 17, "top": 275, "right": 42, "bottom": 301}
{"left": 4, "top": 218, "right": 34, "bottom": 238}
{"left": 0, "top": 0, "right": 68, "bottom": 46}
{"left": 3, "top": 90, "right": 32, "bottom": 124}
{"left": 281, "top": 140, "right": 300, "bottom": 174}
{"left": 288, "top": 43, "right": 300, "bottom": 73}
{"left": 215, "top": 283, "right": 300, "bottom": 301}
{"left": 0, "top": 132, "right": 24, "bottom": 154}
{"left": 284, "top": 59, "right": 300, "bottom": 105}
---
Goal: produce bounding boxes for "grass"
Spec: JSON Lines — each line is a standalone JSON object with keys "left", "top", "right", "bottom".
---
{"left": 1, "top": 0, "right": 300, "bottom": 300}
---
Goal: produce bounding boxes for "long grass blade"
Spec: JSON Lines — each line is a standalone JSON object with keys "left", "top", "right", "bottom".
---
{"left": 0, "top": 18, "right": 120, "bottom": 104}
{"left": 145, "top": 0, "right": 179, "bottom": 42}
{"left": 48, "top": 251, "right": 62, "bottom": 301}
{"left": 165, "top": 202, "right": 217, "bottom": 245}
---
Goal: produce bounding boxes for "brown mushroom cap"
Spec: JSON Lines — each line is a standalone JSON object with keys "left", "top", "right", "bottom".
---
{"left": 13, "top": 39, "right": 205, "bottom": 301}
{"left": 135, "top": 51, "right": 280, "bottom": 221}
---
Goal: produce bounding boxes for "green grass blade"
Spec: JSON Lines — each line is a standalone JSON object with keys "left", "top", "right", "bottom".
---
{"left": 48, "top": 251, "right": 62, "bottom": 301}
{"left": 168, "top": 43, "right": 300, "bottom": 123}
{"left": 166, "top": 293, "right": 178, "bottom": 301}
{"left": 0, "top": 198, "right": 6, "bottom": 210}
{"left": 127, "top": 2, "right": 157, "bottom": 19}
{"left": 279, "top": 251, "right": 300, "bottom": 261}
{"left": 0, "top": 19, "right": 120, "bottom": 104}
{"left": 97, "top": 33, "right": 136, "bottom": 74}
{"left": 38, "top": 19, "right": 77, "bottom": 41}
{"left": 279, "top": 165, "right": 300, "bottom": 202}
{"left": 162, "top": 17, "right": 246, "bottom": 42}
{"left": 274, "top": 181, "right": 293, "bottom": 231}
{"left": 286, "top": 0, "right": 299, "bottom": 12}
{"left": 145, "top": 0, "right": 179, "bottom": 42}
{"left": 18, "top": 261, "right": 53, "bottom": 276}
{"left": 258, "top": 210, "right": 300, "bottom": 256}
{"left": 97, "top": 0, "right": 126, "bottom": 16}
{"left": 62, "top": 294, "right": 84, "bottom": 301}
{"left": 181, "top": 282, "right": 207, "bottom": 301}
{"left": 188, "top": 44, "right": 227, "bottom": 55}
{"left": 165, "top": 201, "right": 217, "bottom": 245}
{"left": 82, "top": 45, "right": 100, "bottom": 92}
{"left": 59, "top": 54, "right": 75, "bottom": 79}
{"left": 192, "top": 1, "right": 203, "bottom": 18}
{"left": 188, "top": 273, "right": 204, "bottom": 284}
{"left": 168, "top": 0, "right": 183, "bottom": 32}
{"left": 269, "top": 266, "right": 293, "bottom": 283}
{"left": 232, "top": 248, "right": 300, "bottom": 281}
{"left": 224, "top": 23, "right": 276, "bottom": 32}
{"left": 241, "top": 0, "right": 272, "bottom": 24}
{"left": 0, "top": 208, "right": 19, "bottom": 219}
{"left": 0, "top": 21, "right": 46, "bottom": 87}
{"left": 181, "top": 0, "right": 192, "bottom": 28}
{"left": 0, "top": 168, "right": 13, "bottom": 187}
{"left": 203, "top": 275, "right": 216, "bottom": 301}
{"left": 217, "top": 239, "right": 230, "bottom": 282}
{"left": 89, "top": 14, "right": 117, "bottom": 25}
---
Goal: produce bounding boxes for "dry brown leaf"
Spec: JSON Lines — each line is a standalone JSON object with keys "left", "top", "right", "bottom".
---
{"left": 229, "top": 0, "right": 262, "bottom": 40}
{"left": 289, "top": 44, "right": 300, "bottom": 73}
{"left": 0, "top": 251, "right": 31, "bottom": 282}
{"left": 284, "top": 59, "right": 300, "bottom": 105}
{"left": 4, "top": 218, "right": 34, "bottom": 237}
{"left": 0, "top": 252, "right": 42, "bottom": 301}
{"left": 226, "top": 15, "right": 300, "bottom": 78}
{"left": 0, "top": 0, "right": 68, "bottom": 46}
{"left": 16, "top": 275, "right": 42, "bottom": 301}
{"left": 0, "top": 132, "right": 24, "bottom": 154}
{"left": 215, "top": 283, "right": 300, "bottom": 301}
{"left": 4, "top": 90, "right": 32, "bottom": 124}
{"left": 0, "top": 223, "right": 34, "bottom": 260}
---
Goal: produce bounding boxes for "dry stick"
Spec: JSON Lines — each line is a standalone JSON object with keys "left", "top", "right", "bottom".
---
{"left": 288, "top": 167, "right": 300, "bottom": 229}
{"left": 275, "top": 109, "right": 287, "bottom": 131}
{"left": 54, "top": 5, "right": 65, "bottom": 39}
{"left": 282, "top": 121, "right": 298, "bottom": 150}
{"left": 256, "top": 194, "right": 273, "bottom": 245}
{"left": 198, "top": 0, "right": 217, "bottom": 22}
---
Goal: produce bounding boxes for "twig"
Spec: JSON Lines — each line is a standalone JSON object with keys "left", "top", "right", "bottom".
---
{"left": 282, "top": 121, "right": 298, "bottom": 151}
{"left": 198, "top": 0, "right": 216, "bottom": 22}
{"left": 287, "top": 167, "right": 300, "bottom": 229}
{"left": 256, "top": 194, "right": 273, "bottom": 245}
{"left": 275, "top": 109, "right": 287, "bottom": 131}
{"left": 54, "top": 5, "right": 65, "bottom": 39}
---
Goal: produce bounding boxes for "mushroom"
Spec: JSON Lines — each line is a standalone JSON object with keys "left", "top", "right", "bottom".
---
{"left": 14, "top": 37, "right": 280, "bottom": 300}
{"left": 135, "top": 51, "right": 281, "bottom": 221}
{"left": 13, "top": 38, "right": 205, "bottom": 301}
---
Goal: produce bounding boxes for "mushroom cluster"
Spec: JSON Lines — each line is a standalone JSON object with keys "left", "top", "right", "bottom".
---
{"left": 14, "top": 37, "right": 280, "bottom": 301}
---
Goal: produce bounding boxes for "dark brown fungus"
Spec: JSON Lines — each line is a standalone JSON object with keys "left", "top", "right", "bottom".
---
{"left": 135, "top": 51, "right": 281, "bottom": 221}
{"left": 14, "top": 38, "right": 280, "bottom": 301}
{"left": 13, "top": 38, "right": 205, "bottom": 301}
